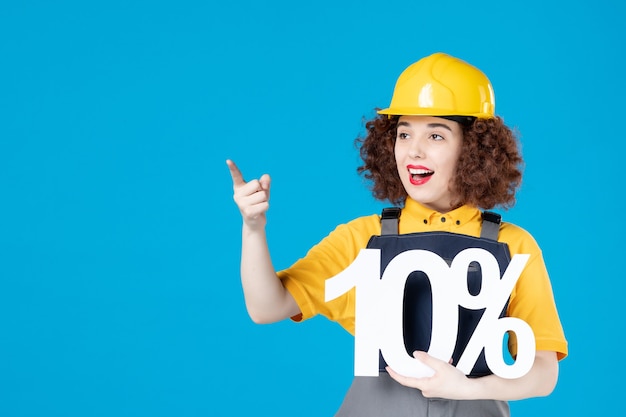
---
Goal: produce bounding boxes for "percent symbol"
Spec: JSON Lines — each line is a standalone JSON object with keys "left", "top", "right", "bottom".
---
{"left": 452, "top": 248, "right": 536, "bottom": 379}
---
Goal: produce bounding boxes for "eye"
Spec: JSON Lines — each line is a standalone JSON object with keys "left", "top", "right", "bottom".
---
{"left": 430, "top": 133, "right": 444, "bottom": 141}
{"left": 397, "top": 132, "right": 410, "bottom": 140}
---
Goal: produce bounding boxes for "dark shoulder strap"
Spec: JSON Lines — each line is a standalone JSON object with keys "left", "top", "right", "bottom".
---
{"left": 480, "top": 211, "right": 502, "bottom": 241}
{"left": 381, "top": 207, "right": 401, "bottom": 235}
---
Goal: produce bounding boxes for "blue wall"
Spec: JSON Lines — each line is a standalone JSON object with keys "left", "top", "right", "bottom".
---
{"left": 1, "top": 1, "right": 624, "bottom": 415}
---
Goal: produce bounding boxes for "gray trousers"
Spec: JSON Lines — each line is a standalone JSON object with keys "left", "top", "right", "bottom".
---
{"left": 335, "top": 374, "right": 510, "bottom": 417}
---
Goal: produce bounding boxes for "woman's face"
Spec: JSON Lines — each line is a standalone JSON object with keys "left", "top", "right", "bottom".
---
{"left": 394, "top": 115, "right": 463, "bottom": 213}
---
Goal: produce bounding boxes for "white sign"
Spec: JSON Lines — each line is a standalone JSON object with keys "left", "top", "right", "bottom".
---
{"left": 325, "top": 248, "right": 535, "bottom": 379}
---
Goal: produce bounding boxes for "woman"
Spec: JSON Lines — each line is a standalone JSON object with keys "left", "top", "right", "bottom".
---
{"left": 227, "top": 52, "right": 567, "bottom": 416}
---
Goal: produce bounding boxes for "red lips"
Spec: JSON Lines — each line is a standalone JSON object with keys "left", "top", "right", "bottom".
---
{"left": 407, "top": 165, "right": 434, "bottom": 185}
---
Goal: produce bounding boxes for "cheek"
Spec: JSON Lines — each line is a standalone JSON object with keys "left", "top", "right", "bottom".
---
{"left": 394, "top": 152, "right": 405, "bottom": 177}
{"left": 441, "top": 148, "right": 462, "bottom": 174}
{"left": 393, "top": 141, "right": 405, "bottom": 163}
{"left": 443, "top": 159, "right": 458, "bottom": 178}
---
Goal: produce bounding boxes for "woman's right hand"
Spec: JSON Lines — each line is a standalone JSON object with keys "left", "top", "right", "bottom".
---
{"left": 226, "top": 159, "right": 299, "bottom": 323}
{"left": 226, "top": 159, "right": 271, "bottom": 230}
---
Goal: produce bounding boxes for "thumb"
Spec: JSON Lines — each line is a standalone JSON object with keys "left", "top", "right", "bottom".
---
{"left": 260, "top": 174, "right": 271, "bottom": 192}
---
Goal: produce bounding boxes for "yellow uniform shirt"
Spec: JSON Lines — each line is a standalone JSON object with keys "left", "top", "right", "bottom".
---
{"left": 278, "top": 199, "right": 568, "bottom": 360}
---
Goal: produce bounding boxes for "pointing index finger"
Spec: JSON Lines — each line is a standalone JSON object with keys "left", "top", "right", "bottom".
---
{"left": 226, "top": 159, "right": 246, "bottom": 187}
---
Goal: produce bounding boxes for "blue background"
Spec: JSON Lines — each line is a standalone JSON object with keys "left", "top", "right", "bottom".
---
{"left": 1, "top": 0, "right": 624, "bottom": 415}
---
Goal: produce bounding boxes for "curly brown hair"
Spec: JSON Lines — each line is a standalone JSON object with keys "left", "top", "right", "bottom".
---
{"left": 355, "top": 113, "right": 524, "bottom": 210}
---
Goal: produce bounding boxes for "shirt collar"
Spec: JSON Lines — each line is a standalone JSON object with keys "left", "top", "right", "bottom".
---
{"left": 402, "top": 198, "right": 482, "bottom": 226}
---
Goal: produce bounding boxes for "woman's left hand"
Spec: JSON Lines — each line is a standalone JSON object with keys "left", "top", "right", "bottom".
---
{"left": 386, "top": 351, "right": 473, "bottom": 400}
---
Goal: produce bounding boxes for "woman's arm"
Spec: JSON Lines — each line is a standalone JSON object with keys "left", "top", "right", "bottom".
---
{"left": 227, "top": 160, "right": 300, "bottom": 324}
{"left": 386, "top": 349, "right": 558, "bottom": 401}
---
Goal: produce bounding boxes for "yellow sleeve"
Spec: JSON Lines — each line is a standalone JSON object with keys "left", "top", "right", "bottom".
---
{"left": 277, "top": 215, "right": 380, "bottom": 334}
{"left": 501, "top": 224, "right": 568, "bottom": 360}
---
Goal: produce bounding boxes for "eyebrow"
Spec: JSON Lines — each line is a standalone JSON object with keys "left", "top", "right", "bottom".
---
{"left": 397, "top": 121, "right": 453, "bottom": 132}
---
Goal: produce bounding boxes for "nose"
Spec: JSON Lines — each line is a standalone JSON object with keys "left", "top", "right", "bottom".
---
{"left": 408, "top": 138, "right": 423, "bottom": 159}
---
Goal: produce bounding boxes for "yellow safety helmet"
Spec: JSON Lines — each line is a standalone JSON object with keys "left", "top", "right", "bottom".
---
{"left": 378, "top": 52, "right": 495, "bottom": 119}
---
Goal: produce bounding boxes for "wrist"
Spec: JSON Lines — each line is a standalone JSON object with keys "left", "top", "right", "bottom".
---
{"left": 464, "top": 376, "right": 480, "bottom": 400}
{"left": 242, "top": 221, "right": 267, "bottom": 236}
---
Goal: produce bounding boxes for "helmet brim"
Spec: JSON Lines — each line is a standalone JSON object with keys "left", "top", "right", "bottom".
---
{"left": 377, "top": 107, "right": 492, "bottom": 119}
